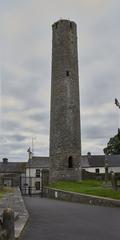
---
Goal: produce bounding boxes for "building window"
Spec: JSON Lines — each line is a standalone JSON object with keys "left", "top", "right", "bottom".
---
{"left": 36, "top": 169, "right": 40, "bottom": 177}
{"left": 66, "top": 71, "right": 70, "bottom": 76}
{"left": 96, "top": 168, "right": 99, "bottom": 174}
{"left": 35, "top": 181, "right": 40, "bottom": 190}
{"left": 68, "top": 156, "right": 73, "bottom": 168}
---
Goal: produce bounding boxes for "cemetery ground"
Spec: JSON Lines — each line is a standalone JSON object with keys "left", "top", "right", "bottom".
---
{"left": 49, "top": 179, "right": 120, "bottom": 200}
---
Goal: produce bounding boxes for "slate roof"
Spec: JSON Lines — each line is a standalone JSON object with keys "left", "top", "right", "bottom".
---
{"left": 88, "top": 155, "right": 105, "bottom": 167}
{"left": 28, "top": 156, "right": 49, "bottom": 168}
{"left": 81, "top": 155, "right": 105, "bottom": 168}
{"left": 82, "top": 155, "right": 120, "bottom": 168}
{"left": 81, "top": 156, "right": 89, "bottom": 168}
{"left": 0, "top": 154, "right": 120, "bottom": 173}
{"left": 0, "top": 162, "right": 26, "bottom": 173}
{"left": 106, "top": 155, "right": 120, "bottom": 167}
{"left": 29, "top": 155, "right": 120, "bottom": 169}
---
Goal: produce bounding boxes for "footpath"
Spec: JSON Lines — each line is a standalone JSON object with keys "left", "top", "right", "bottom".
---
{"left": 0, "top": 188, "right": 29, "bottom": 239}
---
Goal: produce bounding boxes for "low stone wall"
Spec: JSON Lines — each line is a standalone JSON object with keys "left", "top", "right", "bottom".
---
{"left": 43, "top": 187, "right": 120, "bottom": 208}
{"left": 82, "top": 169, "right": 105, "bottom": 180}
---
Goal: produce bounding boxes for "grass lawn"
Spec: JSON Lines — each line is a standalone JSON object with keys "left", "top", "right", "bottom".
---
{"left": 49, "top": 180, "right": 120, "bottom": 200}
{"left": 0, "top": 187, "right": 14, "bottom": 199}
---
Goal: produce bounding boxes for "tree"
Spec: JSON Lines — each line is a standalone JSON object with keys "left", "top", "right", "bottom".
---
{"left": 103, "top": 129, "right": 120, "bottom": 155}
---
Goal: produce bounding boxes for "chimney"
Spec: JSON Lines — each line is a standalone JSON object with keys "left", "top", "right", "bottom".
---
{"left": 87, "top": 152, "right": 91, "bottom": 156}
{"left": 3, "top": 158, "right": 8, "bottom": 164}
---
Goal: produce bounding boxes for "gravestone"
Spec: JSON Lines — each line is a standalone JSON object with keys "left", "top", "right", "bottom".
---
{"left": 111, "top": 172, "right": 117, "bottom": 191}
{"left": 105, "top": 163, "right": 109, "bottom": 183}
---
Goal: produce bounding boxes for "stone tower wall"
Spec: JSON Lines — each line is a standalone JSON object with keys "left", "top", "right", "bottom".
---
{"left": 49, "top": 19, "right": 81, "bottom": 182}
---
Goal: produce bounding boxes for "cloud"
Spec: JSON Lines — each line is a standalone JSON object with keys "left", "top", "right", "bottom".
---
{"left": 0, "top": 0, "right": 120, "bottom": 161}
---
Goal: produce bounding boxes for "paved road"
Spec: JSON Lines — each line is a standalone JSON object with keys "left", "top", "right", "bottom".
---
{"left": 21, "top": 197, "right": 120, "bottom": 240}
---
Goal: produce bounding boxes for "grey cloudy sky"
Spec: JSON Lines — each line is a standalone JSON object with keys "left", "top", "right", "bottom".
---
{"left": 0, "top": 0, "right": 120, "bottom": 161}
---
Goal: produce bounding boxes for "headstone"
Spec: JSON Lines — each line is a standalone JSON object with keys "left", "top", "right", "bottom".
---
{"left": 111, "top": 172, "right": 117, "bottom": 191}
{"left": 105, "top": 163, "right": 109, "bottom": 183}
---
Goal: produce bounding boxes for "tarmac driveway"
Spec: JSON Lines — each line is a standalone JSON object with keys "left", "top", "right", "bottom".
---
{"left": 21, "top": 196, "right": 120, "bottom": 240}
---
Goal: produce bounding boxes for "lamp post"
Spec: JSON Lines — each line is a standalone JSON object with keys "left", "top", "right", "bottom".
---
{"left": 27, "top": 147, "right": 32, "bottom": 195}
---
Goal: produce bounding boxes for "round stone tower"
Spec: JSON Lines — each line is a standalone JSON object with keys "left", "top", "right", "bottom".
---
{"left": 49, "top": 19, "right": 81, "bottom": 182}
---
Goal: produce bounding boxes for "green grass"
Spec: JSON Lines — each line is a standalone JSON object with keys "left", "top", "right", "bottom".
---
{"left": 0, "top": 192, "right": 4, "bottom": 198}
{"left": 0, "top": 187, "right": 14, "bottom": 199}
{"left": 49, "top": 180, "right": 120, "bottom": 200}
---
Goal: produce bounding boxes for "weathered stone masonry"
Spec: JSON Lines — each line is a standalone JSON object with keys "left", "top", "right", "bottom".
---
{"left": 49, "top": 19, "right": 81, "bottom": 182}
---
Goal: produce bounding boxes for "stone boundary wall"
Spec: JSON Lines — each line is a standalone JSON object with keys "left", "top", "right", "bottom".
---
{"left": 43, "top": 187, "right": 120, "bottom": 208}
{"left": 82, "top": 170, "right": 105, "bottom": 180}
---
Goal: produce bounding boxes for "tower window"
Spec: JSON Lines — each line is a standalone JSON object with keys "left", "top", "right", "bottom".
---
{"left": 66, "top": 71, "right": 70, "bottom": 76}
{"left": 70, "top": 22, "right": 73, "bottom": 29}
{"left": 55, "top": 23, "right": 58, "bottom": 29}
{"left": 68, "top": 156, "right": 73, "bottom": 168}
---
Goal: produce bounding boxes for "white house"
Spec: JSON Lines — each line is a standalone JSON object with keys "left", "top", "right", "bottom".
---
{"left": 20, "top": 154, "right": 120, "bottom": 195}
{"left": 106, "top": 155, "right": 120, "bottom": 173}
{"left": 20, "top": 156, "right": 49, "bottom": 195}
{"left": 81, "top": 154, "right": 120, "bottom": 174}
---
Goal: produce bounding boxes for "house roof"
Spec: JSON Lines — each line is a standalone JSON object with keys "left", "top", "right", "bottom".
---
{"left": 0, "top": 162, "right": 26, "bottom": 173}
{"left": 106, "top": 155, "right": 120, "bottom": 167}
{"left": 1, "top": 154, "right": 120, "bottom": 173}
{"left": 82, "top": 155, "right": 120, "bottom": 168}
{"left": 28, "top": 155, "right": 120, "bottom": 169}
{"left": 81, "top": 155, "right": 105, "bottom": 168}
{"left": 88, "top": 155, "right": 105, "bottom": 167}
{"left": 81, "top": 156, "right": 89, "bottom": 167}
{"left": 28, "top": 156, "right": 49, "bottom": 168}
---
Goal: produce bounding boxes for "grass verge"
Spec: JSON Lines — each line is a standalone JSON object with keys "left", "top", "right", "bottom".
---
{"left": 0, "top": 187, "right": 14, "bottom": 199}
{"left": 49, "top": 180, "right": 120, "bottom": 200}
